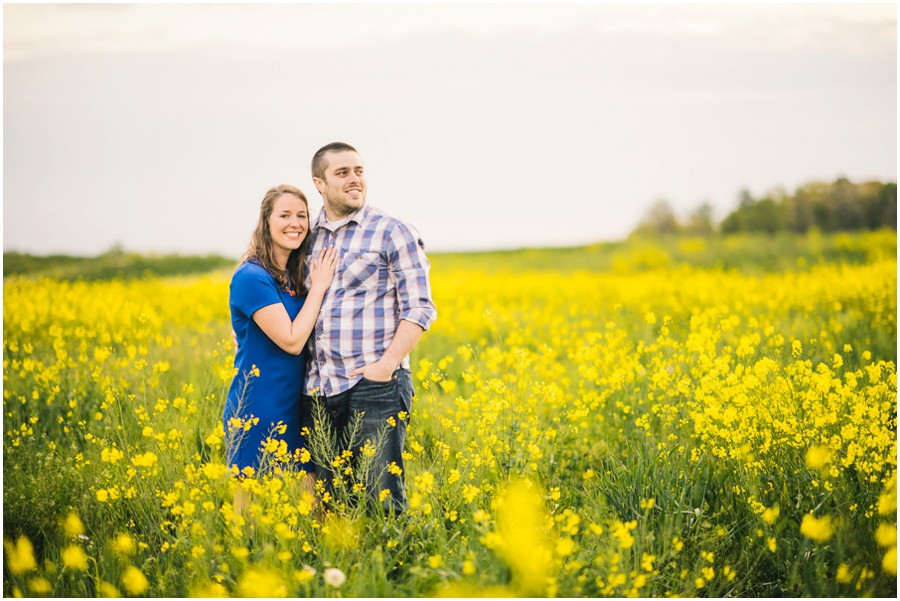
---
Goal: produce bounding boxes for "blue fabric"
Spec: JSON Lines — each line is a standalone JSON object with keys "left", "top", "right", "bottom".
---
{"left": 301, "top": 368, "right": 413, "bottom": 515}
{"left": 224, "top": 260, "right": 312, "bottom": 473}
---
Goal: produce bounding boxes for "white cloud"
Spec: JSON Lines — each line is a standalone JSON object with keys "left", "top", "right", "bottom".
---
{"left": 5, "top": 3, "right": 894, "bottom": 61}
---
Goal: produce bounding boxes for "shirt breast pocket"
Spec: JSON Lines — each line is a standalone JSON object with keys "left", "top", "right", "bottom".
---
{"left": 341, "top": 252, "right": 383, "bottom": 291}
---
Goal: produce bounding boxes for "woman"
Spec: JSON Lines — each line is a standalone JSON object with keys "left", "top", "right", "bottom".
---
{"left": 224, "top": 184, "right": 337, "bottom": 493}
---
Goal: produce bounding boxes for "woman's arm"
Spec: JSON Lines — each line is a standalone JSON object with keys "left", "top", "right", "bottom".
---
{"left": 252, "top": 248, "right": 337, "bottom": 355}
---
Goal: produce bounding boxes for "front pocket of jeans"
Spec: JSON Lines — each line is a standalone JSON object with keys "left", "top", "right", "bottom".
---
{"left": 360, "top": 373, "right": 397, "bottom": 388}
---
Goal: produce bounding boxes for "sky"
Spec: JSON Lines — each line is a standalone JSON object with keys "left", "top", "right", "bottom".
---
{"left": 3, "top": 2, "right": 897, "bottom": 256}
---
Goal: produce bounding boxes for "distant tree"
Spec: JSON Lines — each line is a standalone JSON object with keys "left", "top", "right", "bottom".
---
{"left": 720, "top": 178, "right": 895, "bottom": 234}
{"left": 878, "top": 183, "right": 897, "bottom": 229}
{"left": 634, "top": 199, "right": 680, "bottom": 235}
{"left": 858, "top": 180, "right": 896, "bottom": 230}
{"left": 788, "top": 183, "right": 827, "bottom": 233}
{"left": 831, "top": 177, "right": 864, "bottom": 230}
{"left": 721, "top": 189, "right": 754, "bottom": 233}
{"left": 684, "top": 202, "right": 716, "bottom": 235}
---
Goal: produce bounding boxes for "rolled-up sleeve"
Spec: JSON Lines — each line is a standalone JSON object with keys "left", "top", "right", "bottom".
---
{"left": 387, "top": 221, "right": 437, "bottom": 331}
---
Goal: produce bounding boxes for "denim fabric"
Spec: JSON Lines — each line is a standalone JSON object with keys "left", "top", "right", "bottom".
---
{"left": 301, "top": 367, "right": 413, "bottom": 515}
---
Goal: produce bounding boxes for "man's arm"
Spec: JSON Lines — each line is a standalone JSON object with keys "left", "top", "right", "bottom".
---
{"left": 350, "top": 220, "right": 436, "bottom": 382}
{"left": 349, "top": 320, "right": 424, "bottom": 382}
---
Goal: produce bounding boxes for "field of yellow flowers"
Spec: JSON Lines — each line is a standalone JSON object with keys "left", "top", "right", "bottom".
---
{"left": 3, "top": 232, "right": 897, "bottom": 597}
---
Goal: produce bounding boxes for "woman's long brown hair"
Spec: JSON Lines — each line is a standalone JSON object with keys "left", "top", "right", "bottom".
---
{"left": 240, "top": 184, "right": 311, "bottom": 293}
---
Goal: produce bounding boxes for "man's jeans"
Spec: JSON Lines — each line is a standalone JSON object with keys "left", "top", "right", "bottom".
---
{"left": 302, "top": 368, "right": 413, "bottom": 515}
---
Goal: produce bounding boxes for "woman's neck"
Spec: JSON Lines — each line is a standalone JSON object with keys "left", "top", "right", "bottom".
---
{"left": 273, "top": 250, "right": 290, "bottom": 271}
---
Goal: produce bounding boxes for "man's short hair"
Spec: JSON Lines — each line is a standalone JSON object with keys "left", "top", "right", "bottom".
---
{"left": 312, "top": 142, "right": 359, "bottom": 180}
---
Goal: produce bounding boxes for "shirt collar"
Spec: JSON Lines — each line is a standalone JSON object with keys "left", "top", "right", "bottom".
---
{"left": 314, "top": 204, "right": 369, "bottom": 232}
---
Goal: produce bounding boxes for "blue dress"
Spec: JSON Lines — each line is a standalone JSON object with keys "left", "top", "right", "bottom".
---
{"left": 224, "top": 260, "right": 313, "bottom": 473}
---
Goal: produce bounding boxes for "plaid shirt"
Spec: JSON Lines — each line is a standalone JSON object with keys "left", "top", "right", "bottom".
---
{"left": 303, "top": 204, "right": 437, "bottom": 397}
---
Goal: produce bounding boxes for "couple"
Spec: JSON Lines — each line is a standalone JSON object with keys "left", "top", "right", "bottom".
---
{"left": 223, "top": 142, "right": 437, "bottom": 516}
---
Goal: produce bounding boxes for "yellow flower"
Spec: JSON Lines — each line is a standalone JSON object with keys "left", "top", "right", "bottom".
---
{"left": 493, "top": 478, "right": 553, "bottom": 595}
{"left": 882, "top": 547, "right": 897, "bottom": 576}
{"left": 612, "top": 520, "right": 637, "bottom": 549}
{"left": 238, "top": 567, "right": 287, "bottom": 597}
{"left": 762, "top": 506, "right": 780, "bottom": 525}
{"left": 428, "top": 555, "right": 444, "bottom": 569}
{"left": 28, "top": 577, "right": 52, "bottom": 595}
{"left": 360, "top": 440, "right": 376, "bottom": 458}
{"left": 98, "top": 581, "right": 121, "bottom": 597}
{"left": 323, "top": 514, "right": 360, "bottom": 550}
{"left": 294, "top": 566, "right": 316, "bottom": 584}
{"left": 805, "top": 445, "right": 831, "bottom": 470}
{"left": 62, "top": 545, "right": 89, "bottom": 571}
{"left": 835, "top": 563, "right": 853, "bottom": 584}
{"left": 800, "top": 514, "right": 834, "bottom": 543}
{"left": 101, "top": 447, "right": 124, "bottom": 464}
{"left": 121, "top": 566, "right": 149, "bottom": 595}
{"left": 62, "top": 513, "right": 84, "bottom": 538}
{"left": 414, "top": 471, "right": 435, "bottom": 495}
{"left": 111, "top": 533, "right": 136, "bottom": 556}
{"left": 132, "top": 452, "right": 158, "bottom": 468}
{"left": 189, "top": 582, "right": 228, "bottom": 597}
{"left": 875, "top": 523, "right": 897, "bottom": 548}
{"left": 555, "top": 537, "right": 576, "bottom": 557}
{"left": 4, "top": 535, "right": 37, "bottom": 575}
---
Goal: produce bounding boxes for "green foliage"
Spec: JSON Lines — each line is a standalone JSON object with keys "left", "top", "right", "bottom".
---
{"left": 432, "top": 230, "right": 897, "bottom": 275}
{"left": 3, "top": 248, "right": 235, "bottom": 281}
{"left": 721, "top": 179, "right": 896, "bottom": 234}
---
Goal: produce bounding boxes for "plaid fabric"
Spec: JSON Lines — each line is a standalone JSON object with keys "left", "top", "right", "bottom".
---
{"left": 303, "top": 204, "right": 437, "bottom": 397}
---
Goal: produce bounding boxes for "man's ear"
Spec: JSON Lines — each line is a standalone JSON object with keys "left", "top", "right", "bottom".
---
{"left": 313, "top": 177, "right": 325, "bottom": 195}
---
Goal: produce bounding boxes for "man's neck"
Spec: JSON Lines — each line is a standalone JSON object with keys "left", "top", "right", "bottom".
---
{"left": 324, "top": 205, "right": 362, "bottom": 224}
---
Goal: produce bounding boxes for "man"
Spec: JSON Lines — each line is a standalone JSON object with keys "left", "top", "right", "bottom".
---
{"left": 301, "top": 141, "right": 437, "bottom": 515}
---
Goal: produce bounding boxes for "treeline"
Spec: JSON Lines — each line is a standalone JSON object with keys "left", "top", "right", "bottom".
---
{"left": 634, "top": 178, "right": 897, "bottom": 236}
{"left": 3, "top": 247, "right": 235, "bottom": 281}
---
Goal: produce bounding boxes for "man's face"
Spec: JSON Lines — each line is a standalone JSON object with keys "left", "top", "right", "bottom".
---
{"left": 314, "top": 150, "right": 366, "bottom": 219}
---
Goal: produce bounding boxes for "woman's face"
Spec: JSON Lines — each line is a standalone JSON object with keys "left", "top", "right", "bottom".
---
{"left": 268, "top": 193, "right": 309, "bottom": 256}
